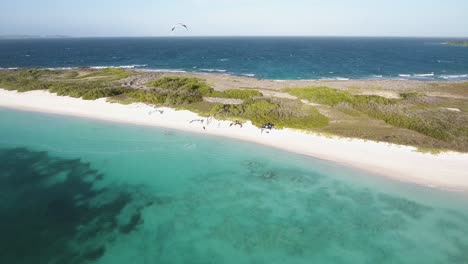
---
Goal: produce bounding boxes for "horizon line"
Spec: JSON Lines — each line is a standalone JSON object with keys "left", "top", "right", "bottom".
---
{"left": 1, "top": 35, "right": 468, "bottom": 39}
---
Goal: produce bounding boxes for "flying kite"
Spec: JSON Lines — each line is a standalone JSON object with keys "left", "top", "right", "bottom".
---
{"left": 172, "top": 23, "right": 188, "bottom": 32}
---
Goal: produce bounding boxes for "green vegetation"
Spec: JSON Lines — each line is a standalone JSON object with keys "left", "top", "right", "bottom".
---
{"left": 283, "top": 86, "right": 393, "bottom": 106}
{"left": 399, "top": 92, "right": 420, "bottom": 100}
{"left": 0, "top": 69, "right": 130, "bottom": 100}
{"left": 416, "top": 147, "right": 450, "bottom": 155}
{"left": 445, "top": 41, "right": 468, "bottom": 47}
{"left": 149, "top": 77, "right": 262, "bottom": 100}
{"left": 143, "top": 77, "right": 328, "bottom": 129}
{"left": 216, "top": 89, "right": 263, "bottom": 99}
{"left": 208, "top": 98, "right": 328, "bottom": 129}
{"left": 365, "top": 108, "right": 450, "bottom": 141}
{"left": 2, "top": 69, "right": 467, "bottom": 152}
{"left": 179, "top": 101, "right": 218, "bottom": 116}
{"left": 0, "top": 70, "right": 327, "bottom": 130}
{"left": 428, "top": 82, "right": 468, "bottom": 98}
{"left": 107, "top": 94, "right": 139, "bottom": 105}
{"left": 48, "top": 81, "right": 129, "bottom": 100}
{"left": 124, "top": 76, "right": 213, "bottom": 105}
{"left": 0, "top": 69, "right": 59, "bottom": 91}
{"left": 149, "top": 77, "right": 214, "bottom": 96}
{"left": 78, "top": 68, "right": 132, "bottom": 80}
{"left": 284, "top": 86, "right": 467, "bottom": 145}
{"left": 125, "top": 89, "right": 203, "bottom": 105}
{"left": 284, "top": 86, "right": 354, "bottom": 106}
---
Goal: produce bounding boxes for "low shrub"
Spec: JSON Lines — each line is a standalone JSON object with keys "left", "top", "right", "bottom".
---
{"left": 150, "top": 77, "right": 214, "bottom": 96}
{"left": 208, "top": 98, "right": 329, "bottom": 129}
{"left": 283, "top": 86, "right": 354, "bottom": 106}
{"left": 284, "top": 86, "right": 454, "bottom": 140}
{"left": 220, "top": 89, "right": 262, "bottom": 99}
{"left": 400, "top": 92, "right": 420, "bottom": 100}
{"left": 78, "top": 68, "right": 132, "bottom": 80}
{"left": 126, "top": 88, "right": 203, "bottom": 106}
{"left": 48, "top": 81, "right": 129, "bottom": 100}
{"left": 284, "top": 86, "right": 394, "bottom": 106}
{"left": 125, "top": 89, "right": 167, "bottom": 104}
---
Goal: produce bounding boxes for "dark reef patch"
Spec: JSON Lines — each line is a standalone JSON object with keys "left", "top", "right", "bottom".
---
{"left": 120, "top": 212, "right": 143, "bottom": 234}
{"left": 0, "top": 148, "right": 148, "bottom": 264}
{"left": 83, "top": 246, "right": 106, "bottom": 261}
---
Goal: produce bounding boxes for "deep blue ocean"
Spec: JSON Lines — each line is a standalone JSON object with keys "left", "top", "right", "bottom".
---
{"left": 1, "top": 37, "right": 467, "bottom": 80}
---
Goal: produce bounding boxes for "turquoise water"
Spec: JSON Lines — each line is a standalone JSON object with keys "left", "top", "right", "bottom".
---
{"left": 0, "top": 108, "right": 467, "bottom": 264}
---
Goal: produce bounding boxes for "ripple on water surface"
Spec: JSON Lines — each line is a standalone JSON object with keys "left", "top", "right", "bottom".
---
{"left": 0, "top": 109, "right": 467, "bottom": 264}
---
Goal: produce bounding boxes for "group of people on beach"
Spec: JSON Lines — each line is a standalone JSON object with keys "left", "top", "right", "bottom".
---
{"left": 189, "top": 118, "right": 275, "bottom": 134}
{"left": 190, "top": 118, "right": 207, "bottom": 130}
{"left": 229, "top": 120, "right": 243, "bottom": 128}
{"left": 148, "top": 109, "right": 164, "bottom": 115}
{"left": 154, "top": 109, "right": 275, "bottom": 134}
{"left": 261, "top": 123, "right": 275, "bottom": 133}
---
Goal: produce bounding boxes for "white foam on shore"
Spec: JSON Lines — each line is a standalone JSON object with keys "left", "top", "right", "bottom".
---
{"left": 46, "top": 67, "right": 75, "bottom": 70}
{"left": 1, "top": 89, "right": 467, "bottom": 192}
{"left": 319, "top": 77, "right": 350, "bottom": 81}
{"left": 414, "top": 73, "right": 435, "bottom": 77}
{"left": 241, "top": 73, "right": 256, "bottom": 77}
{"left": 90, "top": 65, "right": 147, "bottom": 69}
{"left": 199, "top": 69, "right": 227, "bottom": 73}
{"left": 440, "top": 74, "right": 468, "bottom": 80}
{"left": 396, "top": 72, "right": 468, "bottom": 81}
{"left": 397, "top": 73, "right": 446, "bottom": 80}
{"left": 137, "top": 68, "right": 187, "bottom": 73}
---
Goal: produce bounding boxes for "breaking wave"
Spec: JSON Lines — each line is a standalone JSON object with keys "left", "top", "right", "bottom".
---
{"left": 414, "top": 73, "right": 435, "bottom": 77}
{"left": 199, "top": 69, "right": 227, "bottom": 73}
{"left": 140, "top": 68, "right": 187, "bottom": 73}
{"left": 319, "top": 77, "right": 350, "bottom": 81}
{"left": 241, "top": 73, "right": 256, "bottom": 77}
{"left": 90, "top": 65, "right": 147, "bottom": 69}
{"left": 439, "top": 74, "right": 468, "bottom": 80}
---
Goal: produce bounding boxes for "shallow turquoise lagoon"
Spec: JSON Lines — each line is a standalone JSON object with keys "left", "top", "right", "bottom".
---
{"left": 0, "top": 108, "right": 467, "bottom": 264}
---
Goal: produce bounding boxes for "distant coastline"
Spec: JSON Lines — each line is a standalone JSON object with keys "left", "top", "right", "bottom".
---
{"left": 0, "top": 35, "right": 72, "bottom": 40}
{"left": 444, "top": 40, "right": 468, "bottom": 47}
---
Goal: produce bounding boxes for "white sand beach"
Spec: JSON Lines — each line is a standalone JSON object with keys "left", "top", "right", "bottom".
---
{"left": 1, "top": 89, "right": 467, "bottom": 192}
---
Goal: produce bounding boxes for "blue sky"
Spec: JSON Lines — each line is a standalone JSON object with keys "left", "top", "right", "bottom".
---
{"left": 1, "top": 0, "right": 468, "bottom": 37}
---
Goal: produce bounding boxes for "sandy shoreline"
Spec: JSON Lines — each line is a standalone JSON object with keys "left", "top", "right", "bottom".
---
{"left": 1, "top": 89, "right": 467, "bottom": 192}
